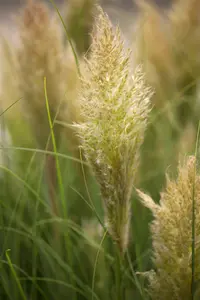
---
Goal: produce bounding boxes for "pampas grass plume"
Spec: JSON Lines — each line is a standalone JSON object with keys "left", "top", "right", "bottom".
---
{"left": 75, "top": 7, "right": 152, "bottom": 253}
{"left": 138, "top": 156, "right": 200, "bottom": 299}
{"left": 17, "top": 0, "right": 72, "bottom": 148}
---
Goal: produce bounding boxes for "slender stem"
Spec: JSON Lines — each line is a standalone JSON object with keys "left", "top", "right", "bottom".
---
{"left": 44, "top": 78, "right": 76, "bottom": 300}
{"left": 6, "top": 250, "right": 27, "bottom": 300}
{"left": 115, "top": 247, "right": 123, "bottom": 300}
{"left": 191, "top": 121, "right": 200, "bottom": 299}
{"left": 45, "top": 154, "right": 59, "bottom": 217}
{"left": 92, "top": 230, "right": 108, "bottom": 300}
{"left": 191, "top": 181, "right": 195, "bottom": 300}
{"left": 48, "top": 0, "right": 80, "bottom": 77}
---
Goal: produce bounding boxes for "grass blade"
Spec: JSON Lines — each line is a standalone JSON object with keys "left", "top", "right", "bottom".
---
{"left": 48, "top": 0, "right": 80, "bottom": 76}
{"left": 6, "top": 249, "right": 27, "bottom": 300}
{"left": 191, "top": 121, "right": 200, "bottom": 298}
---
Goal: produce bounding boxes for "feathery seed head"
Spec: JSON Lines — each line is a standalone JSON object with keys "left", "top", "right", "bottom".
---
{"left": 76, "top": 8, "right": 153, "bottom": 253}
{"left": 135, "top": 0, "right": 175, "bottom": 108}
{"left": 169, "top": 0, "right": 200, "bottom": 76}
{"left": 138, "top": 156, "right": 200, "bottom": 299}
{"left": 168, "top": 0, "right": 200, "bottom": 124}
{"left": 16, "top": 0, "right": 71, "bottom": 147}
{"left": 0, "top": 36, "right": 35, "bottom": 149}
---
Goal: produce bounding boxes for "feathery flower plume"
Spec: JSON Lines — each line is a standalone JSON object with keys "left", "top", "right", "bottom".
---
{"left": 168, "top": 0, "right": 200, "bottom": 126}
{"left": 134, "top": 0, "right": 197, "bottom": 200}
{"left": 138, "top": 156, "right": 200, "bottom": 299}
{"left": 17, "top": 0, "right": 71, "bottom": 148}
{"left": 75, "top": 8, "right": 152, "bottom": 253}
{"left": 16, "top": 0, "right": 80, "bottom": 216}
{"left": 135, "top": 0, "right": 175, "bottom": 109}
{"left": 169, "top": 0, "right": 200, "bottom": 77}
{"left": 135, "top": 0, "right": 200, "bottom": 127}
{"left": 0, "top": 39, "right": 34, "bottom": 163}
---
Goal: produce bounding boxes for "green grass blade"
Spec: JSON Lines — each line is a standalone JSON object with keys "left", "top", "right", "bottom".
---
{"left": 6, "top": 249, "right": 27, "bottom": 300}
{"left": 0, "top": 146, "right": 89, "bottom": 166}
{"left": 79, "top": 148, "right": 105, "bottom": 229}
{"left": 48, "top": 0, "right": 80, "bottom": 76}
{"left": 92, "top": 230, "right": 108, "bottom": 300}
{"left": 44, "top": 77, "right": 68, "bottom": 217}
{"left": 0, "top": 98, "right": 22, "bottom": 117}
{"left": 0, "top": 165, "right": 51, "bottom": 213}
{"left": 191, "top": 121, "right": 200, "bottom": 299}
{"left": 44, "top": 77, "right": 77, "bottom": 299}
